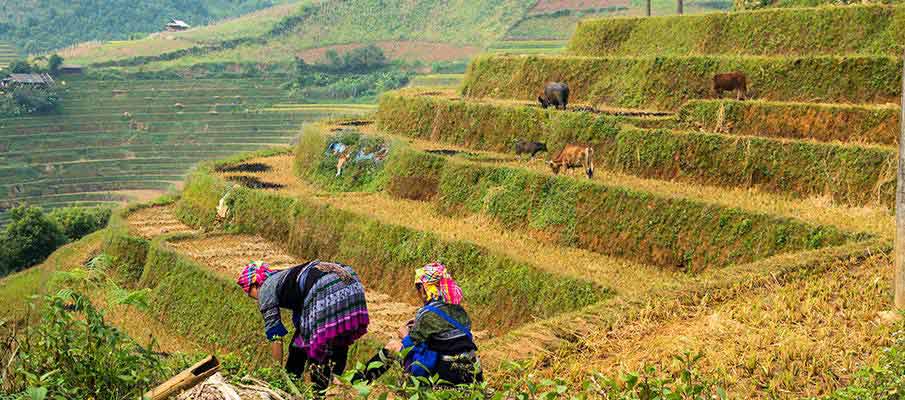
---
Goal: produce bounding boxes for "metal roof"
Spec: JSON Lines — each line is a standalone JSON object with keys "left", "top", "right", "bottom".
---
{"left": 4, "top": 73, "right": 54, "bottom": 85}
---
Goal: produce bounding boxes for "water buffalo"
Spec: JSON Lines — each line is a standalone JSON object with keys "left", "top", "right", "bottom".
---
{"left": 548, "top": 144, "right": 594, "bottom": 179}
{"left": 514, "top": 140, "right": 548, "bottom": 158}
{"left": 712, "top": 72, "right": 747, "bottom": 100}
{"left": 538, "top": 82, "right": 569, "bottom": 110}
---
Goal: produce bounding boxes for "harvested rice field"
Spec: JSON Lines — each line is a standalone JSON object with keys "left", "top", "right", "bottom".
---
{"left": 189, "top": 113, "right": 899, "bottom": 396}
{"left": 126, "top": 204, "right": 196, "bottom": 238}
{"left": 126, "top": 205, "right": 417, "bottom": 343}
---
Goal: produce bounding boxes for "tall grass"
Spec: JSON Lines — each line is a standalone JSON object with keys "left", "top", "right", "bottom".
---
{"left": 377, "top": 92, "right": 897, "bottom": 208}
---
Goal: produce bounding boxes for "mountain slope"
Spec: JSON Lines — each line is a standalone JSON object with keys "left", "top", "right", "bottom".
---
{"left": 58, "top": 0, "right": 536, "bottom": 69}
{"left": 0, "top": 0, "right": 296, "bottom": 54}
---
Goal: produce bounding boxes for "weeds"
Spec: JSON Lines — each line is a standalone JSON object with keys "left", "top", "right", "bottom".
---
{"left": 1, "top": 290, "right": 166, "bottom": 399}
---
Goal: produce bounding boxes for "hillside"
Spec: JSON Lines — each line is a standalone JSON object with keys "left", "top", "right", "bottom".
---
{"left": 0, "top": 78, "right": 372, "bottom": 224}
{"left": 56, "top": 0, "right": 537, "bottom": 72}
{"left": 0, "top": 0, "right": 298, "bottom": 54}
{"left": 505, "top": 0, "right": 734, "bottom": 40}
{"left": 4, "top": 1, "right": 905, "bottom": 398}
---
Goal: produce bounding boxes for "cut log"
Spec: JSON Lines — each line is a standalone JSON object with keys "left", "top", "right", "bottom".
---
{"left": 144, "top": 355, "right": 221, "bottom": 400}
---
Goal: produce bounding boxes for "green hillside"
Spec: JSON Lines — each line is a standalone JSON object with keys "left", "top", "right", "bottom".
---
{"left": 505, "top": 0, "right": 733, "bottom": 40}
{"left": 54, "top": 0, "right": 546, "bottom": 76}
{"left": 0, "top": 0, "right": 299, "bottom": 54}
{"left": 5, "top": 0, "right": 905, "bottom": 398}
{"left": 107, "top": 0, "right": 537, "bottom": 73}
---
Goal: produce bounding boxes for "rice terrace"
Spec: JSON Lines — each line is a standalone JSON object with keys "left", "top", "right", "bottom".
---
{"left": 3, "top": 0, "right": 905, "bottom": 399}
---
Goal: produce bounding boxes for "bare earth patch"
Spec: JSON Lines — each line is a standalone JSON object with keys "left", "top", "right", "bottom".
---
{"left": 168, "top": 234, "right": 416, "bottom": 341}
{"left": 531, "top": 0, "right": 630, "bottom": 13}
{"left": 126, "top": 205, "right": 196, "bottom": 239}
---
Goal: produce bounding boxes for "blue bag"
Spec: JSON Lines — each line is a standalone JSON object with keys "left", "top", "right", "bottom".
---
{"left": 404, "top": 305, "right": 473, "bottom": 377}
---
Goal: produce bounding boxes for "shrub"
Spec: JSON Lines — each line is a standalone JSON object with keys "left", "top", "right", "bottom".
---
{"left": 828, "top": 326, "right": 905, "bottom": 399}
{"left": 47, "top": 207, "right": 112, "bottom": 241}
{"left": 0, "top": 206, "right": 67, "bottom": 277}
{"left": 6, "top": 86, "right": 61, "bottom": 115}
{"left": 3, "top": 291, "right": 167, "bottom": 398}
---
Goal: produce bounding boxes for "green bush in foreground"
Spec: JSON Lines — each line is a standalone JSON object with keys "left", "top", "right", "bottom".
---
{"left": 336, "top": 351, "right": 726, "bottom": 399}
{"left": 2, "top": 291, "right": 167, "bottom": 399}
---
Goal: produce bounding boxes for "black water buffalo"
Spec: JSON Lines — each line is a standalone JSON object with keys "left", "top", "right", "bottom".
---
{"left": 514, "top": 140, "right": 548, "bottom": 158}
{"left": 538, "top": 82, "right": 569, "bottom": 110}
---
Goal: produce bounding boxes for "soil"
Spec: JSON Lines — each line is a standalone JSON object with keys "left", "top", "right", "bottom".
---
{"left": 126, "top": 205, "right": 196, "bottom": 238}
{"left": 124, "top": 205, "right": 415, "bottom": 341}
{"left": 530, "top": 0, "right": 631, "bottom": 13}
{"left": 168, "top": 234, "right": 416, "bottom": 341}
{"left": 225, "top": 175, "right": 285, "bottom": 189}
{"left": 337, "top": 120, "right": 373, "bottom": 127}
{"left": 296, "top": 41, "right": 481, "bottom": 63}
{"left": 425, "top": 149, "right": 476, "bottom": 157}
{"left": 215, "top": 162, "right": 272, "bottom": 173}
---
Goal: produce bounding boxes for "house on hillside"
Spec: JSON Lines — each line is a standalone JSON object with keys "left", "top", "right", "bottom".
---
{"left": 165, "top": 18, "right": 191, "bottom": 32}
{"left": 0, "top": 73, "right": 55, "bottom": 89}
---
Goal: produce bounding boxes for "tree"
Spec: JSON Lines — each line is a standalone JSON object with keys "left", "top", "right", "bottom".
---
{"left": 0, "top": 206, "right": 67, "bottom": 276}
{"left": 48, "top": 54, "right": 64, "bottom": 75}
{"left": 48, "top": 207, "right": 111, "bottom": 241}
{"left": 324, "top": 49, "right": 343, "bottom": 71}
{"left": 8, "top": 60, "right": 32, "bottom": 73}
{"left": 12, "top": 87, "right": 60, "bottom": 114}
{"left": 343, "top": 45, "right": 386, "bottom": 73}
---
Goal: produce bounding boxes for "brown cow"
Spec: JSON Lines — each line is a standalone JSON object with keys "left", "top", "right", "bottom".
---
{"left": 548, "top": 144, "right": 594, "bottom": 179}
{"left": 712, "top": 72, "right": 747, "bottom": 100}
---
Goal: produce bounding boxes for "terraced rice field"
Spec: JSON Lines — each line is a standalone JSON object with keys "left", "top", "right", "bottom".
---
{"left": 218, "top": 103, "right": 890, "bottom": 397}
{"left": 125, "top": 205, "right": 417, "bottom": 343}
{"left": 0, "top": 42, "right": 16, "bottom": 69}
{"left": 0, "top": 78, "right": 370, "bottom": 223}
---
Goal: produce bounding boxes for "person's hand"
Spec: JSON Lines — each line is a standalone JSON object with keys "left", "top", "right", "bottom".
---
{"left": 397, "top": 324, "right": 409, "bottom": 339}
{"left": 384, "top": 339, "right": 403, "bottom": 353}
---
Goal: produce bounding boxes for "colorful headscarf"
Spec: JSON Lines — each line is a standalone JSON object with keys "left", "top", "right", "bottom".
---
{"left": 236, "top": 261, "right": 274, "bottom": 294}
{"left": 414, "top": 262, "right": 463, "bottom": 305}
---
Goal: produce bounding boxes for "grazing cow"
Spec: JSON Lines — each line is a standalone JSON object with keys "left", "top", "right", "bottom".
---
{"left": 538, "top": 82, "right": 569, "bottom": 110}
{"left": 514, "top": 140, "right": 548, "bottom": 158}
{"left": 548, "top": 144, "right": 594, "bottom": 179}
{"left": 712, "top": 72, "right": 747, "bottom": 100}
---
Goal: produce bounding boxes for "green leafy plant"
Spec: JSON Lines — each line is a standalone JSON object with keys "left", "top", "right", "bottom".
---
{"left": 2, "top": 290, "right": 167, "bottom": 398}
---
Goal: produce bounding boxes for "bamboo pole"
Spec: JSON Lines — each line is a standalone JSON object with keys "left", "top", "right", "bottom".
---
{"left": 896, "top": 50, "right": 905, "bottom": 308}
